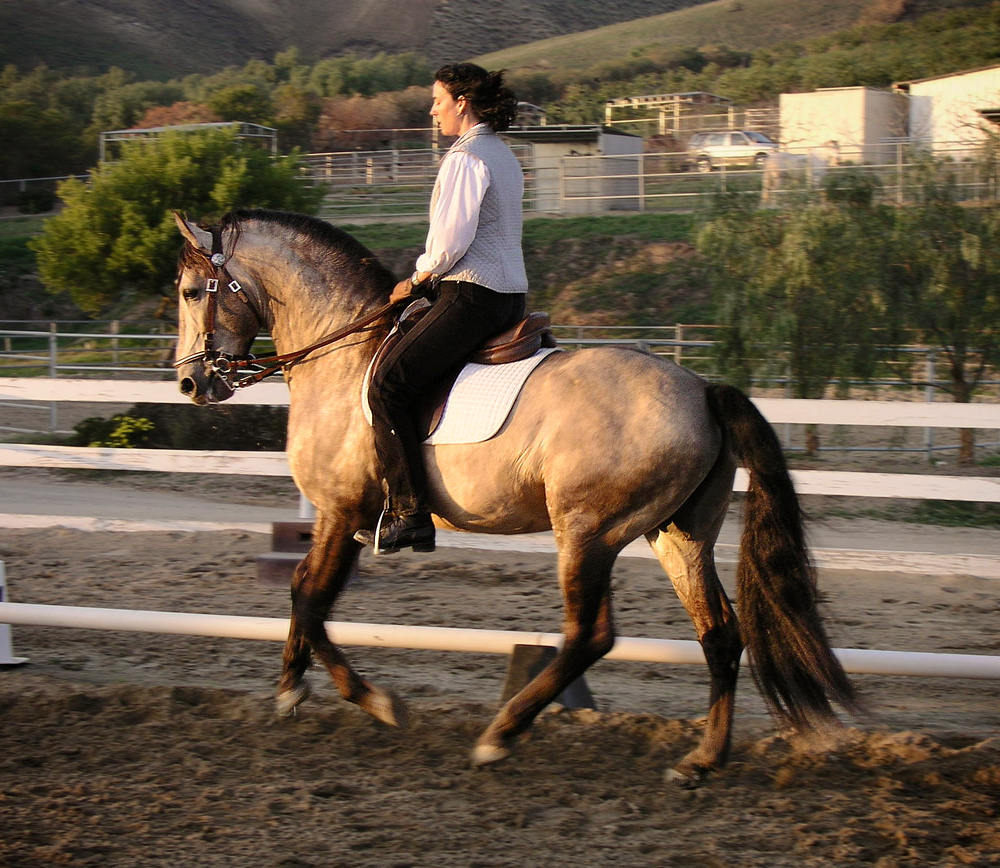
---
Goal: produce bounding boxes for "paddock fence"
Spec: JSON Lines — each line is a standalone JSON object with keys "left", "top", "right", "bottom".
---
{"left": 2, "top": 602, "right": 1000, "bottom": 681}
{"left": 1, "top": 378, "right": 999, "bottom": 504}
{"left": 1, "top": 378, "right": 999, "bottom": 683}
{"left": 3, "top": 323, "right": 998, "bottom": 461}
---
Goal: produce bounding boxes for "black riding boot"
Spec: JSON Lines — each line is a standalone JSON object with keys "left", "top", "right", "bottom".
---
{"left": 354, "top": 509, "right": 435, "bottom": 555}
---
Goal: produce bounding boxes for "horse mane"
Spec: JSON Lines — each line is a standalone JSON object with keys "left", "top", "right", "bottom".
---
{"left": 229, "top": 209, "right": 397, "bottom": 294}
{"left": 177, "top": 208, "right": 396, "bottom": 299}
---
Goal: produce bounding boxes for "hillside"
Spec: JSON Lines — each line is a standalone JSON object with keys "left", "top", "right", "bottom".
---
{"left": 474, "top": 0, "right": 992, "bottom": 74}
{"left": 0, "top": 0, "right": 715, "bottom": 78}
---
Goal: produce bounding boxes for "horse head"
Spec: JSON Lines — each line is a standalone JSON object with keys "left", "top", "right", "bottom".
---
{"left": 173, "top": 212, "right": 263, "bottom": 405}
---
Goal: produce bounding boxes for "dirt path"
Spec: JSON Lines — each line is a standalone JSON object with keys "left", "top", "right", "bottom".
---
{"left": 1, "top": 528, "right": 998, "bottom": 867}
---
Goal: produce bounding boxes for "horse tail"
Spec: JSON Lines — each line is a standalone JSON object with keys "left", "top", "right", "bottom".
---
{"left": 704, "top": 383, "right": 859, "bottom": 730}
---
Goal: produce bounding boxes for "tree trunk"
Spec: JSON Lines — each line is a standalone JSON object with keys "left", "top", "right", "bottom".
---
{"left": 952, "top": 377, "right": 975, "bottom": 466}
{"left": 958, "top": 427, "right": 976, "bottom": 465}
{"left": 804, "top": 423, "right": 821, "bottom": 458}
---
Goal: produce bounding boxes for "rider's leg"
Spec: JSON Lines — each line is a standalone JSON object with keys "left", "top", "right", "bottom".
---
{"left": 360, "top": 281, "right": 524, "bottom": 553}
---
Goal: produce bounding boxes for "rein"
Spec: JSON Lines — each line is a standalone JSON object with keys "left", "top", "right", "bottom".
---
{"left": 173, "top": 227, "right": 396, "bottom": 390}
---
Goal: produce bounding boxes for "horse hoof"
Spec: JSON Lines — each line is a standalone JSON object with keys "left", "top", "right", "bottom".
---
{"left": 470, "top": 742, "right": 511, "bottom": 768}
{"left": 665, "top": 766, "right": 705, "bottom": 789}
{"left": 360, "top": 687, "right": 409, "bottom": 728}
{"left": 276, "top": 682, "right": 310, "bottom": 718}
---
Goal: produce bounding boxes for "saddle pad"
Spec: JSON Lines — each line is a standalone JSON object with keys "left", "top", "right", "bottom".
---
{"left": 362, "top": 347, "right": 560, "bottom": 445}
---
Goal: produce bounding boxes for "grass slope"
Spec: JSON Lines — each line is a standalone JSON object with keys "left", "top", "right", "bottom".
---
{"left": 0, "top": 0, "right": 715, "bottom": 78}
{"left": 473, "top": 0, "right": 990, "bottom": 74}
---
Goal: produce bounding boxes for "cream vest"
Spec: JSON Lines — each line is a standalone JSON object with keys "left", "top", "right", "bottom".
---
{"left": 436, "top": 126, "right": 528, "bottom": 294}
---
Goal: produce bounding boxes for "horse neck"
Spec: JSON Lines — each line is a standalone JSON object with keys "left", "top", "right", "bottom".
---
{"left": 236, "top": 233, "right": 388, "bottom": 368}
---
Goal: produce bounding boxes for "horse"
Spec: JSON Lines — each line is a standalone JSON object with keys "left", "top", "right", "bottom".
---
{"left": 761, "top": 140, "right": 841, "bottom": 206}
{"left": 173, "top": 208, "right": 858, "bottom": 785}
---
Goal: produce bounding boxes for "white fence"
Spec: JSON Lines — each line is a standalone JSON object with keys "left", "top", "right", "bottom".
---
{"left": 2, "top": 602, "right": 1000, "bottom": 680}
{"left": 1, "top": 378, "right": 998, "bottom": 503}
{"left": 2, "top": 378, "right": 999, "bottom": 683}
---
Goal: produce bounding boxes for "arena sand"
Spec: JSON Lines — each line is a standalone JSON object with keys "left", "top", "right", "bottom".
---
{"left": 1, "top": 527, "right": 998, "bottom": 867}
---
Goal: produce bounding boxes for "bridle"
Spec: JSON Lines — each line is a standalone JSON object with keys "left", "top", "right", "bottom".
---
{"left": 173, "top": 226, "right": 397, "bottom": 390}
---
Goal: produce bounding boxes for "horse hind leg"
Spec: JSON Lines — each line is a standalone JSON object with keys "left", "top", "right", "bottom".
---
{"left": 646, "top": 460, "right": 743, "bottom": 786}
{"left": 471, "top": 542, "right": 617, "bottom": 767}
{"left": 277, "top": 514, "right": 407, "bottom": 728}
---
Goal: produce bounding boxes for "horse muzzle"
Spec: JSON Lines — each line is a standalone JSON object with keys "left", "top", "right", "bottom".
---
{"left": 177, "top": 359, "right": 235, "bottom": 405}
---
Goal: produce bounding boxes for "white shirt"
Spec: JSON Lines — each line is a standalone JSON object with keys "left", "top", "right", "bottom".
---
{"left": 414, "top": 125, "right": 492, "bottom": 277}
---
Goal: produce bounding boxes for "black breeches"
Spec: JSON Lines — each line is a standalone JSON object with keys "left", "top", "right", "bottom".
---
{"left": 368, "top": 280, "right": 526, "bottom": 515}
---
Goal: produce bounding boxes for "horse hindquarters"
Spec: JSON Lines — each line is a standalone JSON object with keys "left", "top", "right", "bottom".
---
{"left": 704, "top": 385, "right": 858, "bottom": 730}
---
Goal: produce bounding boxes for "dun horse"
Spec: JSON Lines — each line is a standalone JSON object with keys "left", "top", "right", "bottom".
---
{"left": 173, "top": 209, "right": 857, "bottom": 784}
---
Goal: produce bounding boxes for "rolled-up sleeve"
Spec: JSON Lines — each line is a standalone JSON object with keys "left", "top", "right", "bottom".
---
{"left": 415, "top": 150, "right": 491, "bottom": 276}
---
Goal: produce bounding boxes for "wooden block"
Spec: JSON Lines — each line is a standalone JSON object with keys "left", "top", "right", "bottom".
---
{"left": 499, "top": 644, "right": 596, "bottom": 710}
{"left": 271, "top": 521, "right": 313, "bottom": 552}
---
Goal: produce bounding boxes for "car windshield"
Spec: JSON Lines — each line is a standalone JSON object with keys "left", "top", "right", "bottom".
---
{"left": 746, "top": 132, "right": 774, "bottom": 144}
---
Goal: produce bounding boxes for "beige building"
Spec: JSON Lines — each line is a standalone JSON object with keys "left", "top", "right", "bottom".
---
{"left": 894, "top": 64, "right": 1000, "bottom": 157}
{"left": 503, "top": 126, "right": 643, "bottom": 215}
{"left": 779, "top": 87, "right": 909, "bottom": 164}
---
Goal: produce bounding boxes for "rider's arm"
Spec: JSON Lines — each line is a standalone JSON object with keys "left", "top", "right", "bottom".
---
{"left": 414, "top": 150, "right": 491, "bottom": 282}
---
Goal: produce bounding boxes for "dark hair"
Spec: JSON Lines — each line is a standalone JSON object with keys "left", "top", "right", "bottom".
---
{"left": 435, "top": 63, "right": 518, "bottom": 132}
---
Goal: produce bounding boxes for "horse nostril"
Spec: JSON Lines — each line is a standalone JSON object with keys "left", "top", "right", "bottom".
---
{"left": 179, "top": 377, "right": 196, "bottom": 396}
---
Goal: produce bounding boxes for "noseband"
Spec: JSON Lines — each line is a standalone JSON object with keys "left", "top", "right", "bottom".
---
{"left": 173, "top": 225, "right": 398, "bottom": 390}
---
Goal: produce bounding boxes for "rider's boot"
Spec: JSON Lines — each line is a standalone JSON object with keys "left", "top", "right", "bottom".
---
{"left": 354, "top": 510, "right": 435, "bottom": 555}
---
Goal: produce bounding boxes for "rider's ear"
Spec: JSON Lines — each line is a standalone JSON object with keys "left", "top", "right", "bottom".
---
{"left": 173, "top": 211, "right": 212, "bottom": 252}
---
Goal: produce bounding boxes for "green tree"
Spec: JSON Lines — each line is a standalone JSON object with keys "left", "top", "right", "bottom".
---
{"left": 0, "top": 101, "right": 90, "bottom": 179}
{"left": 207, "top": 84, "right": 274, "bottom": 124}
{"left": 698, "top": 194, "right": 893, "bottom": 455}
{"left": 886, "top": 166, "right": 1000, "bottom": 464}
{"left": 31, "top": 128, "right": 323, "bottom": 314}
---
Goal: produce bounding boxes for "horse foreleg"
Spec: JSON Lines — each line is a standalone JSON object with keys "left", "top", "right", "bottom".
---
{"left": 472, "top": 544, "right": 617, "bottom": 767}
{"left": 648, "top": 525, "right": 742, "bottom": 786}
{"left": 277, "top": 515, "right": 408, "bottom": 727}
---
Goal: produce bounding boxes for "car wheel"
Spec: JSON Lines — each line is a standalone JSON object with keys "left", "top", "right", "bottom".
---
{"left": 696, "top": 157, "right": 712, "bottom": 174}
{"left": 753, "top": 153, "right": 769, "bottom": 169}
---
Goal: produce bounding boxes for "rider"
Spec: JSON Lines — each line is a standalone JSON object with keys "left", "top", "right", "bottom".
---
{"left": 356, "top": 63, "right": 528, "bottom": 555}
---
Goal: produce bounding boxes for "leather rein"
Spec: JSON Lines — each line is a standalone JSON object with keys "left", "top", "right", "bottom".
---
{"left": 173, "top": 227, "right": 396, "bottom": 390}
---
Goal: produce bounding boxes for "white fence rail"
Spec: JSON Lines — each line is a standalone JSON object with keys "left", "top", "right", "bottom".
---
{"left": 2, "top": 378, "right": 998, "bottom": 685}
{"left": 2, "top": 601, "right": 1000, "bottom": 680}
{"left": 2, "top": 378, "right": 999, "bottom": 502}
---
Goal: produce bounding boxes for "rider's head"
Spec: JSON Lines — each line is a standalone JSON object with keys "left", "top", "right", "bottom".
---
{"left": 433, "top": 63, "right": 518, "bottom": 133}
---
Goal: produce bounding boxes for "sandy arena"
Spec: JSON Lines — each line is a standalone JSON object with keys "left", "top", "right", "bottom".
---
{"left": 1, "top": 507, "right": 999, "bottom": 867}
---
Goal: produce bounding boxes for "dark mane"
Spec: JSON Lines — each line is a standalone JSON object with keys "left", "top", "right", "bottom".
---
{"left": 227, "top": 209, "right": 397, "bottom": 293}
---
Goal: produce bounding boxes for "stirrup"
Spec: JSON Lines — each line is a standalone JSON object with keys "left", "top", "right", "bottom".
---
{"left": 373, "top": 506, "right": 388, "bottom": 556}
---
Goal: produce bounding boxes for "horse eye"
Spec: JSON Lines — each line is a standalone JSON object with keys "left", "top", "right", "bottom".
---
{"left": 181, "top": 286, "right": 199, "bottom": 301}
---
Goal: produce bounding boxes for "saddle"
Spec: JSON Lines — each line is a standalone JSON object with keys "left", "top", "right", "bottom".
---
{"left": 370, "top": 304, "right": 558, "bottom": 439}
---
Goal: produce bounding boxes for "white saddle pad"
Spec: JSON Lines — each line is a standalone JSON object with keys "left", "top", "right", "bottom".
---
{"left": 362, "top": 347, "right": 560, "bottom": 445}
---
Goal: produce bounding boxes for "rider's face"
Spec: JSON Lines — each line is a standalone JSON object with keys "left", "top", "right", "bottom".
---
{"left": 430, "top": 80, "right": 465, "bottom": 138}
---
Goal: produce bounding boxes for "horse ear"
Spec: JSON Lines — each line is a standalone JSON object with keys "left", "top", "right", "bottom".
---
{"left": 173, "top": 211, "right": 212, "bottom": 252}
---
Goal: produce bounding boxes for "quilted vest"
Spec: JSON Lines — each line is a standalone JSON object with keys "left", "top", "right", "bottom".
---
{"left": 437, "top": 125, "right": 528, "bottom": 294}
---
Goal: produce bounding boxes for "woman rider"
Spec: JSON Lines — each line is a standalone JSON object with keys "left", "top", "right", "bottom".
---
{"left": 355, "top": 63, "right": 528, "bottom": 555}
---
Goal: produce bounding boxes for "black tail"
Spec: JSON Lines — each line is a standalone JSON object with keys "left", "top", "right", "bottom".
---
{"left": 705, "top": 384, "right": 859, "bottom": 730}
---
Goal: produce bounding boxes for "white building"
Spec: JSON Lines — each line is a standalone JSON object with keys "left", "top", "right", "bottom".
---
{"left": 503, "top": 126, "right": 643, "bottom": 214}
{"left": 894, "top": 64, "right": 1000, "bottom": 157}
{"left": 779, "top": 87, "right": 909, "bottom": 164}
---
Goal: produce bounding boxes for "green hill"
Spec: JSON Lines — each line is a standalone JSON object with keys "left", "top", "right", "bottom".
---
{"left": 475, "top": 0, "right": 995, "bottom": 76}
{"left": 0, "top": 0, "right": 717, "bottom": 79}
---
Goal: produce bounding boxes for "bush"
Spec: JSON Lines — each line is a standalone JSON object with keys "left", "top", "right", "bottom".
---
{"left": 31, "top": 128, "right": 324, "bottom": 315}
{"left": 68, "top": 414, "right": 155, "bottom": 448}
{"left": 67, "top": 404, "right": 288, "bottom": 452}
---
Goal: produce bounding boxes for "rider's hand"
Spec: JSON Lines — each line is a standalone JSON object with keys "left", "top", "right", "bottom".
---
{"left": 389, "top": 278, "right": 414, "bottom": 305}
